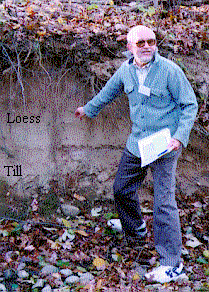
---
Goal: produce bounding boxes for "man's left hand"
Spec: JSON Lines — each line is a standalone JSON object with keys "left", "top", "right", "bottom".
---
{"left": 168, "top": 138, "right": 182, "bottom": 151}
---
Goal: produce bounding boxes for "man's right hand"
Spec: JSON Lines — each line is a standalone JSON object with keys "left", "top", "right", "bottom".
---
{"left": 75, "top": 107, "right": 86, "bottom": 120}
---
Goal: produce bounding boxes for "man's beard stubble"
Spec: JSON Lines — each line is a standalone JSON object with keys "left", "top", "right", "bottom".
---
{"left": 137, "top": 51, "right": 155, "bottom": 64}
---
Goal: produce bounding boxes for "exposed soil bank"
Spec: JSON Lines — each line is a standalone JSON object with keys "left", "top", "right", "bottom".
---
{"left": 0, "top": 53, "right": 208, "bottom": 219}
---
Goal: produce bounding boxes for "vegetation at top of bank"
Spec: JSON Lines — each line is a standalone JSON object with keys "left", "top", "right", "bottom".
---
{"left": 0, "top": 0, "right": 208, "bottom": 55}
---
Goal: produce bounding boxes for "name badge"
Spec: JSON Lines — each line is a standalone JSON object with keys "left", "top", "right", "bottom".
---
{"left": 138, "top": 85, "right": 150, "bottom": 96}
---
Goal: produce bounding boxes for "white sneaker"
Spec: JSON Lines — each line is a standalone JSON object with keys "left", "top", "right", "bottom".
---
{"left": 107, "top": 219, "right": 147, "bottom": 237}
{"left": 145, "top": 262, "right": 188, "bottom": 284}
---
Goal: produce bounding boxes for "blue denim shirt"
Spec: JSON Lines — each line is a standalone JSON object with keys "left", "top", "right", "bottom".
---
{"left": 84, "top": 52, "right": 198, "bottom": 158}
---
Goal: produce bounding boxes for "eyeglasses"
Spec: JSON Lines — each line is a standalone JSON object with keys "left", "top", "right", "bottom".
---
{"left": 135, "top": 39, "right": 156, "bottom": 48}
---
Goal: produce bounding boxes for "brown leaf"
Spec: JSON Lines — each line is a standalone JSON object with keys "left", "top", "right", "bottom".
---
{"left": 74, "top": 229, "right": 89, "bottom": 237}
{"left": 93, "top": 257, "right": 106, "bottom": 270}
{"left": 37, "top": 29, "right": 46, "bottom": 36}
{"left": 74, "top": 193, "right": 86, "bottom": 201}
{"left": 96, "top": 279, "right": 103, "bottom": 290}
{"left": 63, "top": 24, "right": 73, "bottom": 31}
{"left": 26, "top": 6, "right": 35, "bottom": 16}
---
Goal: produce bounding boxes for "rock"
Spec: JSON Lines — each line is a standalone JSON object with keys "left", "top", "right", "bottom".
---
{"left": 19, "top": 256, "right": 33, "bottom": 263}
{"left": 0, "top": 178, "right": 9, "bottom": 196}
{"left": 70, "top": 150, "right": 85, "bottom": 161}
{"left": 42, "top": 284, "right": 52, "bottom": 292}
{"left": 178, "top": 287, "right": 192, "bottom": 292}
{"left": 182, "top": 246, "right": 189, "bottom": 255}
{"left": 145, "top": 284, "right": 163, "bottom": 291}
{"left": 132, "top": 262, "right": 147, "bottom": 279}
{"left": 17, "top": 263, "right": 26, "bottom": 271}
{"left": 13, "top": 174, "right": 40, "bottom": 198}
{"left": 199, "top": 83, "right": 208, "bottom": 97}
{"left": 197, "top": 177, "right": 209, "bottom": 188}
{"left": 60, "top": 269, "right": 73, "bottom": 277}
{"left": 115, "top": 23, "right": 128, "bottom": 31}
{"left": 78, "top": 180, "right": 91, "bottom": 188}
{"left": 77, "top": 186, "right": 97, "bottom": 202}
{"left": 58, "top": 230, "right": 75, "bottom": 242}
{"left": 79, "top": 272, "right": 94, "bottom": 285}
{"left": 105, "top": 193, "right": 114, "bottom": 201}
{"left": 61, "top": 204, "right": 80, "bottom": 217}
{"left": 183, "top": 155, "right": 194, "bottom": 163}
{"left": 176, "top": 276, "right": 190, "bottom": 285}
{"left": 32, "top": 279, "right": 45, "bottom": 289}
{"left": 65, "top": 275, "right": 80, "bottom": 284}
{"left": 17, "top": 270, "right": 29, "bottom": 279}
{"left": 87, "top": 165, "right": 100, "bottom": 175}
{"left": 53, "top": 288, "right": 71, "bottom": 292}
{"left": 97, "top": 171, "right": 110, "bottom": 182}
{"left": 192, "top": 281, "right": 202, "bottom": 290}
{"left": 0, "top": 284, "right": 6, "bottom": 292}
{"left": 3, "top": 269, "right": 16, "bottom": 280}
{"left": 91, "top": 207, "right": 102, "bottom": 217}
{"left": 40, "top": 265, "right": 59, "bottom": 276}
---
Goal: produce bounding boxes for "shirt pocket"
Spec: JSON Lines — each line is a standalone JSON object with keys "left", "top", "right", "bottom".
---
{"left": 150, "top": 88, "right": 170, "bottom": 108}
{"left": 124, "top": 84, "right": 137, "bottom": 106}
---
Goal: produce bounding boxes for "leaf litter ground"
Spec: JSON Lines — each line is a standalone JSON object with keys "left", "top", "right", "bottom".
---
{"left": 0, "top": 188, "right": 208, "bottom": 291}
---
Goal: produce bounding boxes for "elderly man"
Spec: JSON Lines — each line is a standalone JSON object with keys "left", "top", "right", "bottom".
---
{"left": 75, "top": 25, "right": 198, "bottom": 283}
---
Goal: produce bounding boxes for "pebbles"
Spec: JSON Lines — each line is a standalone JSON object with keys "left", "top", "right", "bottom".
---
{"left": 65, "top": 275, "right": 80, "bottom": 284}
{"left": 0, "top": 284, "right": 6, "bottom": 292}
{"left": 0, "top": 264, "right": 95, "bottom": 291}
{"left": 61, "top": 204, "right": 80, "bottom": 217}
{"left": 60, "top": 269, "right": 73, "bottom": 277}
{"left": 41, "top": 265, "right": 59, "bottom": 276}
{"left": 17, "top": 270, "right": 29, "bottom": 279}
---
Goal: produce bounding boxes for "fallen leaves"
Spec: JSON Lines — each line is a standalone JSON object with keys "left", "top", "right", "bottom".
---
{"left": 74, "top": 229, "right": 89, "bottom": 237}
{"left": 92, "top": 257, "right": 106, "bottom": 270}
{"left": 0, "top": 0, "right": 207, "bottom": 56}
{"left": 203, "top": 250, "right": 209, "bottom": 259}
{"left": 186, "top": 234, "right": 202, "bottom": 248}
{"left": 91, "top": 207, "right": 102, "bottom": 217}
{"left": 74, "top": 193, "right": 86, "bottom": 201}
{"left": 0, "top": 177, "right": 208, "bottom": 291}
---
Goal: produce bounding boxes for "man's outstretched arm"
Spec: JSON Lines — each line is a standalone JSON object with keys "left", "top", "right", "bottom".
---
{"left": 81, "top": 66, "right": 124, "bottom": 118}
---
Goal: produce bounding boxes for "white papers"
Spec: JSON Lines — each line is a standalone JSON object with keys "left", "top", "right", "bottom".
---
{"left": 138, "top": 128, "right": 172, "bottom": 167}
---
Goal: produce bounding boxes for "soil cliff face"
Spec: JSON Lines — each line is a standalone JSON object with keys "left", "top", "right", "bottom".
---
{"left": 0, "top": 13, "right": 208, "bottom": 209}
{"left": 0, "top": 50, "right": 208, "bottom": 195}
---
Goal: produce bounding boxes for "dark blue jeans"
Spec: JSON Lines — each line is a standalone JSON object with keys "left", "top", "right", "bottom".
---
{"left": 113, "top": 146, "right": 182, "bottom": 266}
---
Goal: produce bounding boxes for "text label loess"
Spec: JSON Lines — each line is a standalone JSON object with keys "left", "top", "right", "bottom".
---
{"left": 7, "top": 113, "right": 40, "bottom": 124}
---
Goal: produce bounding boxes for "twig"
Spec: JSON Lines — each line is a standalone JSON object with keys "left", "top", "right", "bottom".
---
{"left": 56, "top": 68, "right": 71, "bottom": 90}
{"left": 157, "top": 34, "right": 167, "bottom": 47}
{"left": 0, "top": 216, "right": 66, "bottom": 228}
{"left": 69, "top": 0, "right": 72, "bottom": 13}
{"left": 13, "top": 41, "right": 26, "bottom": 108}
{"left": 0, "top": 41, "right": 26, "bottom": 108}
{"left": 38, "top": 42, "right": 52, "bottom": 84}
{"left": 24, "top": 41, "right": 32, "bottom": 63}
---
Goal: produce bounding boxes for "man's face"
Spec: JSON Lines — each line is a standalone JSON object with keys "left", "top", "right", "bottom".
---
{"left": 128, "top": 29, "right": 157, "bottom": 65}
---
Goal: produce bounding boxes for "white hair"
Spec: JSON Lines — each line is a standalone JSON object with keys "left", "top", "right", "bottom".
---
{"left": 127, "top": 25, "right": 156, "bottom": 43}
